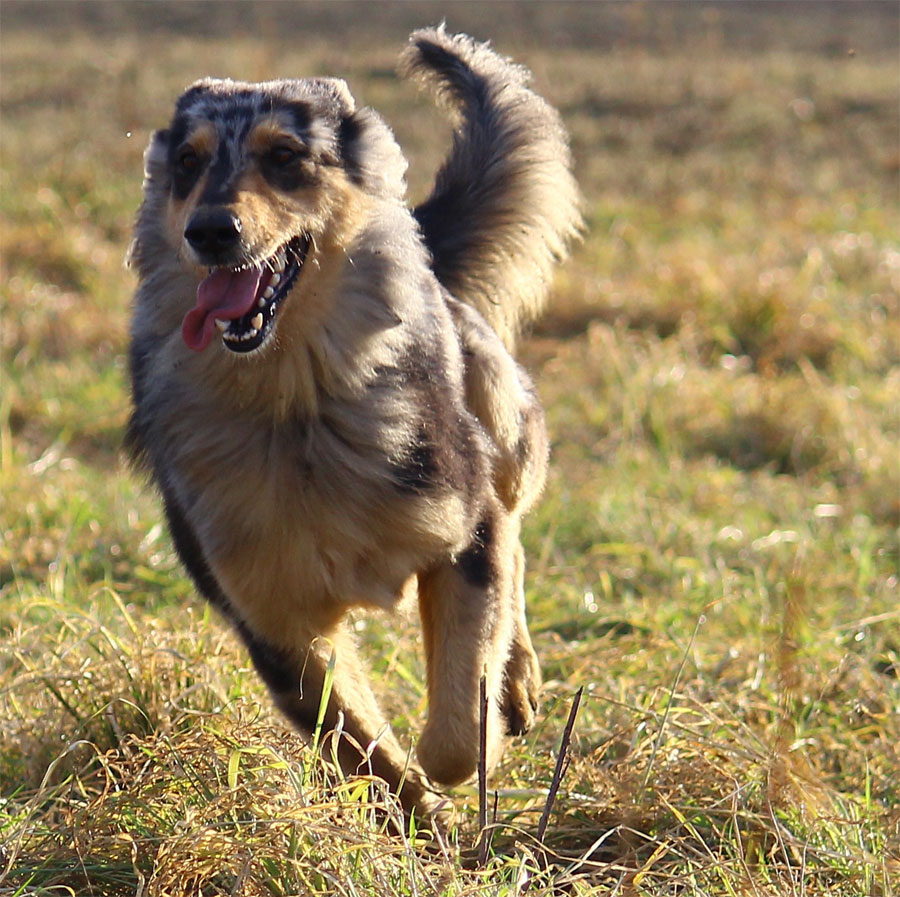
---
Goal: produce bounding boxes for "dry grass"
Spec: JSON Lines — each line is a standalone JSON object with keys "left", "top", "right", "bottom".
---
{"left": 2, "top": 2, "right": 898, "bottom": 894}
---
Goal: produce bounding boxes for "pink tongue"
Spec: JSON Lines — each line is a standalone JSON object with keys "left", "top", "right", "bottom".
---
{"left": 182, "top": 267, "right": 265, "bottom": 351}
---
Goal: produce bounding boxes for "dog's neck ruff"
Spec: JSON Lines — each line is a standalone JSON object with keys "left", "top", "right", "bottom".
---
{"left": 182, "top": 235, "right": 311, "bottom": 354}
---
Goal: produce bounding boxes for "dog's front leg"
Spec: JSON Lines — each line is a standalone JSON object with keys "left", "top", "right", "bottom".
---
{"left": 160, "top": 495, "right": 439, "bottom": 819}
{"left": 415, "top": 510, "right": 519, "bottom": 785}
{"left": 241, "top": 620, "right": 440, "bottom": 820}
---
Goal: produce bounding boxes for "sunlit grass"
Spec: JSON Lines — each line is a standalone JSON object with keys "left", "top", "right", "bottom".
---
{"left": 2, "top": 3, "right": 898, "bottom": 894}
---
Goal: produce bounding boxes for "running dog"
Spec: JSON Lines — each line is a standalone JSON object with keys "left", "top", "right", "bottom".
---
{"left": 127, "top": 27, "right": 581, "bottom": 818}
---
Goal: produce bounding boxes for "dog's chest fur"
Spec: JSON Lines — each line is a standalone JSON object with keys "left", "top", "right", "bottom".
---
{"left": 134, "top": 314, "right": 486, "bottom": 641}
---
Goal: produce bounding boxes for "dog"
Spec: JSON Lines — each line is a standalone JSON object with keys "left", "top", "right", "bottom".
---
{"left": 126, "top": 27, "right": 580, "bottom": 818}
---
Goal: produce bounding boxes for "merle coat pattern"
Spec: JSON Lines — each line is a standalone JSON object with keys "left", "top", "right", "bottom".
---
{"left": 127, "top": 27, "right": 581, "bottom": 818}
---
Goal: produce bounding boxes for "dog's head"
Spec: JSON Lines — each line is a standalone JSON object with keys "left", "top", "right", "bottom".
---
{"left": 138, "top": 77, "right": 406, "bottom": 355}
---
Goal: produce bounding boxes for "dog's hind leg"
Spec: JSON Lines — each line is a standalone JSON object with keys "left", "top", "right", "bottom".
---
{"left": 415, "top": 509, "right": 520, "bottom": 785}
{"left": 499, "top": 540, "right": 541, "bottom": 737}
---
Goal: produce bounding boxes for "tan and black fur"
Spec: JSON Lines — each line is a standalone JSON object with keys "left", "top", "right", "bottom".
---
{"left": 127, "top": 28, "right": 581, "bottom": 818}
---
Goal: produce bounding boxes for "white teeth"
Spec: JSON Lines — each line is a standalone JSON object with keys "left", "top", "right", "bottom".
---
{"left": 258, "top": 295, "right": 267, "bottom": 308}
{"left": 224, "top": 328, "right": 258, "bottom": 342}
{"left": 250, "top": 313, "right": 263, "bottom": 330}
{"left": 263, "top": 286, "right": 275, "bottom": 300}
{"left": 270, "top": 272, "right": 281, "bottom": 286}
{"left": 274, "top": 255, "right": 285, "bottom": 273}
{"left": 215, "top": 318, "right": 229, "bottom": 332}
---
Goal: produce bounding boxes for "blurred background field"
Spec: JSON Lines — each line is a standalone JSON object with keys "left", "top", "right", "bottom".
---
{"left": 1, "top": 2, "right": 898, "bottom": 894}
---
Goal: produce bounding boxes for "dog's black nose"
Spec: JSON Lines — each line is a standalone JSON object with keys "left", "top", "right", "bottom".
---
{"left": 184, "top": 207, "right": 243, "bottom": 256}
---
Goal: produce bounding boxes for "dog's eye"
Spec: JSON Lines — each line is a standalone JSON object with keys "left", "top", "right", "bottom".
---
{"left": 268, "top": 145, "right": 301, "bottom": 166}
{"left": 177, "top": 149, "right": 200, "bottom": 173}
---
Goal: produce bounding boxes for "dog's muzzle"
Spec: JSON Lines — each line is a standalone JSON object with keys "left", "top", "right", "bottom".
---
{"left": 181, "top": 210, "right": 311, "bottom": 354}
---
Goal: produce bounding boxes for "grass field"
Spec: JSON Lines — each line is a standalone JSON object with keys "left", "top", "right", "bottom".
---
{"left": 1, "top": 2, "right": 898, "bottom": 894}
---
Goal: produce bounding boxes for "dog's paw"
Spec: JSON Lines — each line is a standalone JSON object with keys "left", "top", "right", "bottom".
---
{"left": 500, "top": 639, "right": 541, "bottom": 736}
{"left": 417, "top": 704, "right": 507, "bottom": 786}
{"left": 417, "top": 719, "right": 481, "bottom": 786}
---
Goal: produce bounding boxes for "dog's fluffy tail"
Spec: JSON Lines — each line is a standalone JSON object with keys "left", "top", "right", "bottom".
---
{"left": 401, "top": 27, "right": 582, "bottom": 350}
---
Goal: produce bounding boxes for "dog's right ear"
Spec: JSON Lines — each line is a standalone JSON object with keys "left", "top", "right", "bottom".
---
{"left": 143, "top": 129, "right": 170, "bottom": 183}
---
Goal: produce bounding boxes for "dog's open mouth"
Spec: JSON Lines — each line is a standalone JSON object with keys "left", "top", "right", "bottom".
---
{"left": 182, "top": 235, "right": 311, "bottom": 354}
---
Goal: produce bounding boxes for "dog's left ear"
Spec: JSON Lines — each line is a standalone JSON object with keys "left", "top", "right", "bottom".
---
{"left": 338, "top": 108, "right": 407, "bottom": 199}
{"left": 143, "top": 129, "right": 171, "bottom": 183}
{"left": 308, "top": 77, "right": 357, "bottom": 115}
